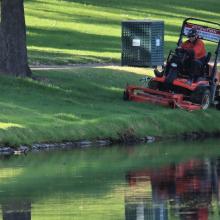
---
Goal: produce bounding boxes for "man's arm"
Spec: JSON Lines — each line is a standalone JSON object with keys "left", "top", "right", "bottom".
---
{"left": 193, "top": 40, "right": 206, "bottom": 59}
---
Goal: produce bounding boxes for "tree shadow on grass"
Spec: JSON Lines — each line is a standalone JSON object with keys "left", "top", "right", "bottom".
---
{"left": 62, "top": 0, "right": 220, "bottom": 16}
{"left": 25, "top": 6, "right": 121, "bottom": 27}
{"left": 27, "top": 26, "right": 121, "bottom": 64}
{"left": 27, "top": 27, "right": 120, "bottom": 53}
{"left": 28, "top": 50, "right": 118, "bottom": 65}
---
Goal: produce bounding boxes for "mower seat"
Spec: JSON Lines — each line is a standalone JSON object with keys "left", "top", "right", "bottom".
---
{"left": 202, "top": 52, "right": 211, "bottom": 76}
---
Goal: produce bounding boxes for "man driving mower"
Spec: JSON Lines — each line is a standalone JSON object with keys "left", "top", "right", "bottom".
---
{"left": 180, "top": 28, "right": 207, "bottom": 83}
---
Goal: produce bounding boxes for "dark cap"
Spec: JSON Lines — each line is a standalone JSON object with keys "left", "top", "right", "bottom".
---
{"left": 187, "top": 28, "right": 198, "bottom": 38}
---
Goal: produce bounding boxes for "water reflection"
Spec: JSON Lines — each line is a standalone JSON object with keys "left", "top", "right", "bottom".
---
{"left": 125, "top": 158, "right": 220, "bottom": 220}
{"left": 0, "top": 140, "right": 220, "bottom": 219}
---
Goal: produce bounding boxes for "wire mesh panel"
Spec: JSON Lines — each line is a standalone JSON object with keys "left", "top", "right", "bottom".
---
{"left": 121, "top": 20, "right": 164, "bottom": 67}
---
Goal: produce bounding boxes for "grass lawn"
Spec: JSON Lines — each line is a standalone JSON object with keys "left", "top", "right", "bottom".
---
{"left": 25, "top": 0, "right": 220, "bottom": 65}
{"left": 0, "top": 66, "right": 220, "bottom": 146}
{"left": 0, "top": 0, "right": 219, "bottom": 146}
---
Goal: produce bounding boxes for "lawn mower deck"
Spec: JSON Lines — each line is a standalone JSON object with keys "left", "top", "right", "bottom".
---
{"left": 124, "top": 85, "right": 201, "bottom": 111}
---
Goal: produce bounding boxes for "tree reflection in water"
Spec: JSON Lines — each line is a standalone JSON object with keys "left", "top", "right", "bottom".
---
{"left": 1, "top": 142, "right": 220, "bottom": 220}
{"left": 125, "top": 158, "right": 220, "bottom": 220}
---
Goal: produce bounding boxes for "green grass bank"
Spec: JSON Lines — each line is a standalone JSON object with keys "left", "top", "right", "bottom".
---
{"left": 1, "top": 0, "right": 220, "bottom": 147}
{"left": 0, "top": 66, "right": 220, "bottom": 147}
{"left": 25, "top": 0, "right": 220, "bottom": 65}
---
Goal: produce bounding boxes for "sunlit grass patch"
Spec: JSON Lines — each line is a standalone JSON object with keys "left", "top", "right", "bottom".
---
{"left": 0, "top": 123, "right": 24, "bottom": 130}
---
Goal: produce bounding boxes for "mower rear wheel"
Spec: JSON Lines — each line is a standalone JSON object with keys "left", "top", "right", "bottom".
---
{"left": 190, "top": 88, "right": 211, "bottom": 110}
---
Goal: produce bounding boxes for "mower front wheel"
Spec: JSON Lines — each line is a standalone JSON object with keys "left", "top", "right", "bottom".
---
{"left": 200, "top": 90, "right": 211, "bottom": 110}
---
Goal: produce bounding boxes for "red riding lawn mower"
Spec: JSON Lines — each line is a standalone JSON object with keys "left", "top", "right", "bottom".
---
{"left": 123, "top": 18, "right": 220, "bottom": 110}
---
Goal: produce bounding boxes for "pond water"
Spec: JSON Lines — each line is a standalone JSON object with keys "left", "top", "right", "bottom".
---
{"left": 0, "top": 139, "right": 220, "bottom": 219}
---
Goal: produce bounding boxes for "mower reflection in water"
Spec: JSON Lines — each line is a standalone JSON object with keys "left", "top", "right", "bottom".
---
{"left": 124, "top": 18, "right": 220, "bottom": 110}
{"left": 125, "top": 158, "right": 220, "bottom": 220}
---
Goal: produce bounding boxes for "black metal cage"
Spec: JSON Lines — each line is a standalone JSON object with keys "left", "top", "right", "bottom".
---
{"left": 121, "top": 20, "right": 164, "bottom": 67}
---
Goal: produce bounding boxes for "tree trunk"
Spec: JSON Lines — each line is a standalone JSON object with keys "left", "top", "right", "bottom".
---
{"left": 0, "top": 0, "right": 31, "bottom": 77}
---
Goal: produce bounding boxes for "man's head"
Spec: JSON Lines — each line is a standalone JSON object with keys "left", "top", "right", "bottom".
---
{"left": 187, "top": 28, "right": 198, "bottom": 42}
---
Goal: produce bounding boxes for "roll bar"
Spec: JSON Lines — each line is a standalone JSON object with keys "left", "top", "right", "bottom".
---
{"left": 177, "top": 17, "right": 220, "bottom": 45}
{"left": 177, "top": 18, "right": 220, "bottom": 103}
